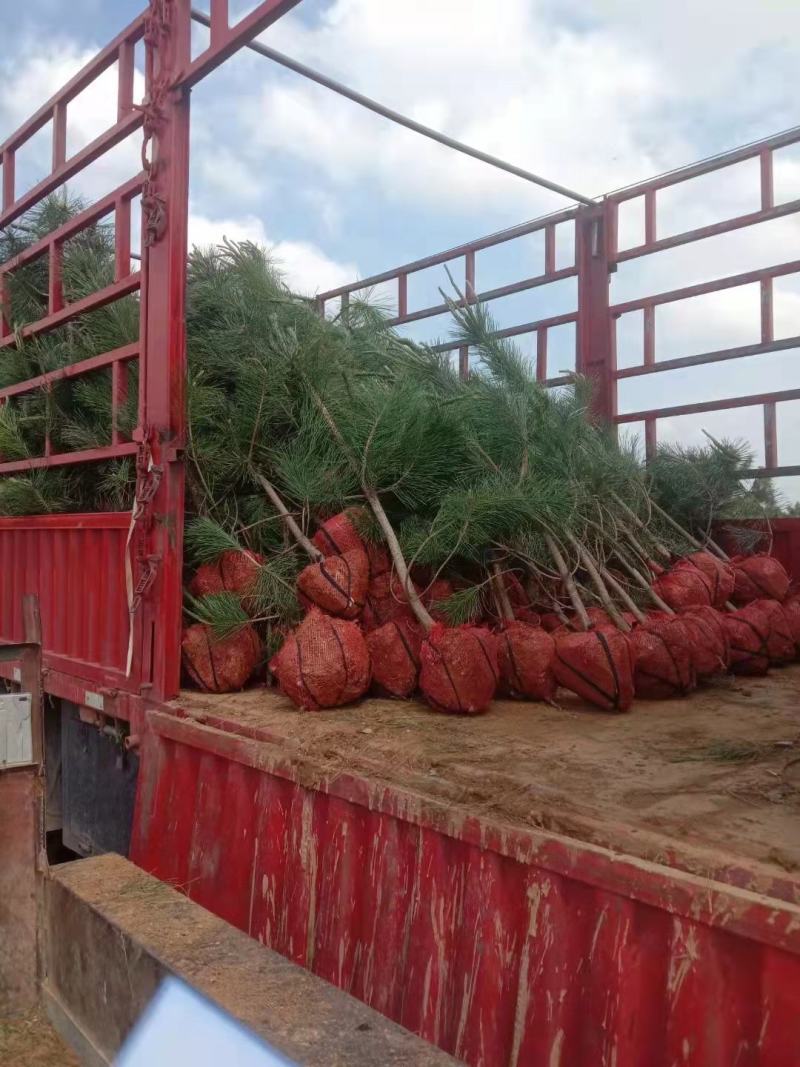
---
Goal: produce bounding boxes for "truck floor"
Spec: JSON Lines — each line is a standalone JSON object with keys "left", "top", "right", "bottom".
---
{"left": 176, "top": 666, "right": 800, "bottom": 888}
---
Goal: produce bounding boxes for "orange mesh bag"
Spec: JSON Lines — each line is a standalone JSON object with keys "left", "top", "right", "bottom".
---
{"left": 682, "top": 551, "right": 735, "bottom": 608}
{"left": 312, "top": 508, "right": 389, "bottom": 577}
{"left": 628, "top": 615, "right": 695, "bottom": 699}
{"left": 419, "top": 624, "right": 498, "bottom": 714}
{"left": 652, "top": 560, "right": 714, "bottom": 612}
{"left": 496, "top": 622, "right": 556, "bottom": 702}
{"left": 182, "top": 623, "right": 261, "bottom": 693}
{"left": 553, "top": 629, "right": 634, "bottom": 712}
{"left": 361, "top": 571, "right": 417, "bottom": 631}
{"left": 680, "top": 606, "right": 730, "bottom": 677}
{"left": 366, "top": 617, "right": 424, "bottom": 698}
{"left": 189, "top": 549, "right": 264, "bottom": 601}
{"left": 743, "top": 599, "right": 796, "bottom": 664}
{"left": 296, "top": 549, "right": 369, "bottom": 619}
{"left": 732, "top": 554, "right": 791, "bottom": 605}
{"left": 312, "top": 508, "right": 366, "bottom": 557}
{"left": 269, "top": 609, "right": 371, "bottom": 710}
{"left": 721, "top": 609, "right": 770, "bottom": 676}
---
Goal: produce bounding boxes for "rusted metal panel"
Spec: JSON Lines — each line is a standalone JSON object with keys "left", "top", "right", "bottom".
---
{"left": 131, "top": 710, "right": 800, "bottom": 1067}
{"left": 0, "top": 514, "right": 131, "bottom": 687}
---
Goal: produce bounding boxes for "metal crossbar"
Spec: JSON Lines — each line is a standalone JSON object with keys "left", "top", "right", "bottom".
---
{"left": 189, "top": 8, "right": 596, "bottom": 207}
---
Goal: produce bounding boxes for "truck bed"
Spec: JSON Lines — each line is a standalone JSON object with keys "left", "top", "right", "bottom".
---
{"left": 176, "top": 667, "right": 800, "bottom": 894}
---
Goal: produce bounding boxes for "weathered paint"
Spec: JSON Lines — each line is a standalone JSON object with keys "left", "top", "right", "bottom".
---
{"left": 131, "top": 709, "right": 800, "bottom": 1067}
{"left": 0, "top": 514, "right": 131, "bottom": 689}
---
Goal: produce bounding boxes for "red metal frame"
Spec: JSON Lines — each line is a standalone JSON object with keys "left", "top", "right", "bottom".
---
{"left": 319, "top": 125, "right": 800, "bottom": 472}
{"left": 0, "top": 12, "right": 151, "bottom": 696}
{"left": 317, "top": 205, "right": 581, "bottom": 387}
{"left": 605, "top": 127, "right": 800, "bottom": 469}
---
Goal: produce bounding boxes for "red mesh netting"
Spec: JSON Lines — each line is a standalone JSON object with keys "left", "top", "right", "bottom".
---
{"left": 419, "top": 624, "right": 498, "bottom": 714}
{"left": 312, "top": 508, "right": 365, "bottom": 557}
{"left": 721, "top": 609, "right": 770, "bottom": 676}
{"left": 296, "top": 549, "right": 369, "bottom": 619}
{"left": 652, "top": 560, "right": 714, "bottom": 612}
{"left": 628, "top": 615, "right": 695, "bottom": 699}
{"left": 312, "top": 508, "right": 389, "bottom": 577}
{"left": 484, "top": 571, "right": 535, "bottom": 625}
{"left": 680, "top": 606, "right": 730, "bottom": 677}
{"left": 743, "top": 599, "right": 796, "bottom": 664}
{"left": 496, "top": 622, "right": 556, "bottom": 702}
{"left": 731, "top": 554, "right": 791, "bottom": 605}
{"left": 361, "top": 571, "right": 418, "bottom": 631}
{"left": 189, "top": 549, "right": 264, "bottom": 603}
{"left": 553, "top": 629, "right": 634, "bottom": 712}
{"left": 682, "top": 551, "right": 735, "bottom": 609}
{"left": 182, "top": 623, "right": 262, "bottom": 693}
{"left": 583, "top": 606, "right": 637, "bottom": 631}
{"left": 366, "top": 617, "right": 424, "bottom": 698}
{"left": 269, "top": 608, "right": 371, "bottom": 710}
{"left": 423, "top": 578, "right": 455, "bottom": 621}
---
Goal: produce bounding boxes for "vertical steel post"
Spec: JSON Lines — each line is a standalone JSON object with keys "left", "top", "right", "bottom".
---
{"left": 137, "top": 0, "right": 191, "bottom": 701}
{"left": 575, "top": 201, "right": 616, "bottom": 422}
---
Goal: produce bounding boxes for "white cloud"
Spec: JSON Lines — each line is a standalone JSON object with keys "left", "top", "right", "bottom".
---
{"left": 246, "top": 0, "right": 675, "bottom": 217}
{"left": 188, "top": 210, "right": 357, "bottom": 295}
{"left": 0, "top": 38, "right": 145, "bottom": 204}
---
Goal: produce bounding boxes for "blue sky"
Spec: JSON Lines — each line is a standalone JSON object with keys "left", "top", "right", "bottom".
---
{"left": 2, "top": 0, "right": 799, "bottom": 496}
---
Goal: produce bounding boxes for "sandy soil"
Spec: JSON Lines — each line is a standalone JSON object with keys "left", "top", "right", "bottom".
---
{"left": 0, "top": 1008, "right": 79, "bottom": 1067}
{"left": 178, "top": 667, "right": 800, "bottom": 883}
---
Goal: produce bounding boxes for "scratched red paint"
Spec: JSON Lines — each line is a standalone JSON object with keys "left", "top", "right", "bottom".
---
{"left": 131, "top": 710, "right": 800, "bottom": 1067}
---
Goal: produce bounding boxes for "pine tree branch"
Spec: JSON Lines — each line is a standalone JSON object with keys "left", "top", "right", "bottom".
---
{"left": 543, "top": 533, "right": 590, "bottom": 631}
{"left": 305, "top": 380, "right": 435, "bottom": 631}
{"left": 252, "top": 471, "right": 322, "bottom": 561}
{"left": 490, "top": 561, "right": 515, "bottom": 621}
{"left": 564, "top": 532, "right": 632, "bottom": 631}
{"left": 649, "top": 498, "right": 729, "bottom": 561}
{"left": 612, "top": 548, "right": 674, "bottom": 614}
{"left": 611, "top": 492, "right": 672, "bottom": 560}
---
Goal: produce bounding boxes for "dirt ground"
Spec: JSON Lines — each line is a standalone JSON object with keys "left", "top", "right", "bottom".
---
{"left": 179, "top": 666, "right": 800, "bottom": 884}
{"left": 0, "top": 1007, "right": 79, "bottom": 1067}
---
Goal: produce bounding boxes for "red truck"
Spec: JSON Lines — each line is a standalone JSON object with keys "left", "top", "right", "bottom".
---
{"left": 1, "top": 3, "right": 799, "bottom": 1064}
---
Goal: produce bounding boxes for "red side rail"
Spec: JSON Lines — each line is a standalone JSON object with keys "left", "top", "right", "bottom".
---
{"left": 0, "top": 13, "right": 151, "bottom": 699}
{"left": 321, "top": 125, "right": 800, "bottom": 483}
{"left": 605, "top": 126, "right": 800, "bottom": 473}
{"left": 317, "top": 206, "right": 581, "bottom": 383}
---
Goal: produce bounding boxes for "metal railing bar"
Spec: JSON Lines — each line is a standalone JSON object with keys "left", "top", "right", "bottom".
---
{"left": 190, "top": 7, "right": 596, "bottom": 208}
